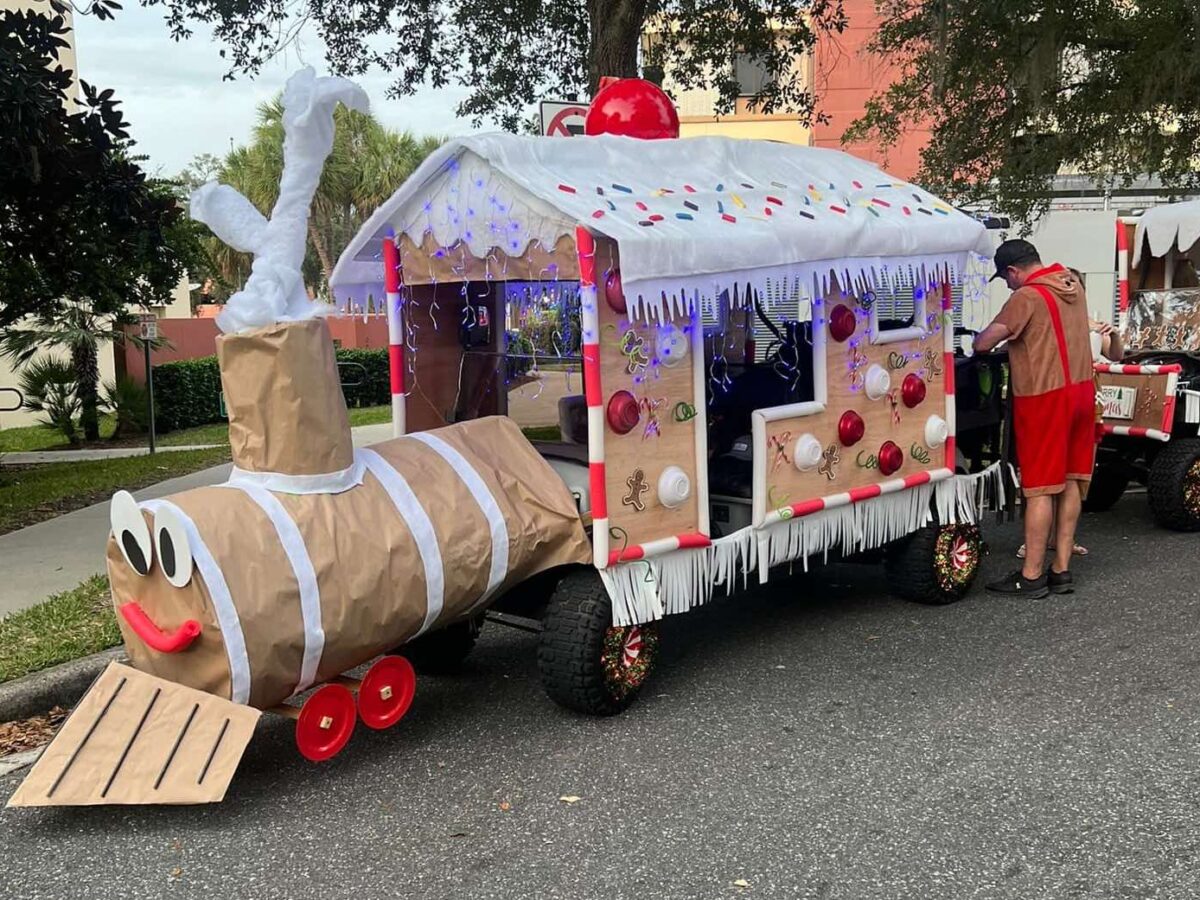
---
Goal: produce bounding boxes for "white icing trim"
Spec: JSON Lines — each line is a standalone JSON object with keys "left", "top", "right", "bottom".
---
{"left": 221, "top": 484, "right": 325, "bottom": 693}
{"left": 225, "top": 456, "right": 365, "bottom": 495}
{"left": 407, "top": 432, "right": 510, "bottom": 605}
{"left": 141, "top": 499, "right": 252, "bottom": 705}
{"left": 359, "top": 448, "right": 447, "bottom": 635}
{"left": 600, "top": 463, "right": 1012, "bottom": 626}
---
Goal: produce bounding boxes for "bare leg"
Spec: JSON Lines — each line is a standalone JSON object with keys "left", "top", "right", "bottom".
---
{"left": 1052, "top": 483, "right": 1084, "bottom": 573}
{"left": 1023, "top": 495, "right": 1054, "bottom": 579}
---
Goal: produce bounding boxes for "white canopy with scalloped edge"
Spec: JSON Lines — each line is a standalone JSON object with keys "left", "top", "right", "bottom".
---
{"left": 330, "top": 133, "right": 993, "bottom": 319}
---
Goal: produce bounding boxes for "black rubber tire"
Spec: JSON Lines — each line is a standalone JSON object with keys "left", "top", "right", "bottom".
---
{"left": 396, "top": 615, "right": 483, "bottom": 675}
{"left": 885, "top": 523, "right": 982, "bottom": 605}
{"left": 1082, "top": 466, "right": 1129, "bottom": 512}
{"left": 537, "top": 570, "right": 657, "bottom": 716}
{"left": 1147, "top": 437, "right": 1200, "bottom": 531}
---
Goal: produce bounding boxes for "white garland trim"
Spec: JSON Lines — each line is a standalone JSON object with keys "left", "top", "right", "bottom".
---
{"left": 601, "top": 463, "right": 1011, "bottom": 626}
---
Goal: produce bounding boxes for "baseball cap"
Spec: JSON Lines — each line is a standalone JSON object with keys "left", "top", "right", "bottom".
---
{"left": 990, "top": 239, "right": 1042, "bottom": 281}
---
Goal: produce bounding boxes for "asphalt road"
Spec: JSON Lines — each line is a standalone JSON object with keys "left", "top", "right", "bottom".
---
{"left": 3, "top": 493, "right": 1199, "bottom": 900}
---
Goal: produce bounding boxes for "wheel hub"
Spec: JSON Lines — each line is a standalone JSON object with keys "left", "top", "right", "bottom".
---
{"left": 1185, "top": 460, "right": 1200, "bottom": 518}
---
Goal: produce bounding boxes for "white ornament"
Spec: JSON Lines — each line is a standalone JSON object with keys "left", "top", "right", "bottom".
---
{"left": 925, "top": 415, "right": 949, "bottom": 448}
{"left": 865, "top": 364, "right": 891, "bottom": 400}
{"left": 792, "top": 433, "right": 823, "bottom": 471}
{"left": 656, "top": 323, "right": 689, "bottom": 368}
{"left": 657, "top": 466, "right": 691, "bottom": 508}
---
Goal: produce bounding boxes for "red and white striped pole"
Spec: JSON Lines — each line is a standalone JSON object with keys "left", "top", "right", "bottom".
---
{"left": 1116, "top": 218, "right": 1130, "bottom": 329}
{"left": 575, "top": 225, "right": 608, "bottom": 568}
{"left": 942, "top": 282, "right": 956, "bottom": 472}
{"left": 382, "top": 236, "right": 406, "bottom": 437}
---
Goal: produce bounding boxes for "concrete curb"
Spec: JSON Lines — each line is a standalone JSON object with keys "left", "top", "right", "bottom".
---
{"left": 0, "top": 648, "right": 125, "bottom": 724}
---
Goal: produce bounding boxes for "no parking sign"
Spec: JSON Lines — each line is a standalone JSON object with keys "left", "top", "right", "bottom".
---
{"left": 540, "top": 100, "right": 588, "bottom": 136}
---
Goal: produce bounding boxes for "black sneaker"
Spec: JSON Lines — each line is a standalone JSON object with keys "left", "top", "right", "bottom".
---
{"left": 985, "top": 570, "right": 1049, "bottom": 598}
{"left": 1047, "top": 569, "right": 1074, "bottom": 594}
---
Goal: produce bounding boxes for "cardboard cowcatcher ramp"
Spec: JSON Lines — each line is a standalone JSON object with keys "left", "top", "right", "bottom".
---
{"left": 8, "top": 663, "right": 259, "bottom": 807}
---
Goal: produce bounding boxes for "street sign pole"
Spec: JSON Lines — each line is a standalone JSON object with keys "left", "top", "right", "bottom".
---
{"left": 145, "top": 341, "right": 156, "bottom": 455}
{"left": 139, "top": 314, "right": 158, "bottom": 454}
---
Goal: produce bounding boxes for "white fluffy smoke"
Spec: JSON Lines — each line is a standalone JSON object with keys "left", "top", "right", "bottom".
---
{"left": 190, "top": 67, "right": 369, "bottom": 335}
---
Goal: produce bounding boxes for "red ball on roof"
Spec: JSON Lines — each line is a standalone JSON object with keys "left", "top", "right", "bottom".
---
{"left": 838, "top": 410, "right": 865, "bottom": 447}
{"left": 829, "top": 304, "right": 857, "bottom": 342}
{"left": 878, "top": 440, "right": 904, "bottom": 476}
{"left": 585, "top": 78, "right": 680, "bottom": 140}
{"left": 901, "top": 373, "right": 926, "bottom": 408}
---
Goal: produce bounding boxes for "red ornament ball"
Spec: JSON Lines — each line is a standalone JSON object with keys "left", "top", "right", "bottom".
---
{"left": 585, "top": 78, "right": 680, "bottom": 140}
{"left": 878, "top": 440, "right": 904, "bottom": 476}
{"left": 838, "top": 410, "right": 866, "bottom": 447}
{"left": 607, "top": 390, "right": 641, "bottom": 435}
{"left": 604, "top": 268, "right": 626, "bottom": 314}
{"left": 901, "top": 373, "right": 927, "bottom": 408}
{"left": 829, "top": 304, "right": 857, "bottom": 342}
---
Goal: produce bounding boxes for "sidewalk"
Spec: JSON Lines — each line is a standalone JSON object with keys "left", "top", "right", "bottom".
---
{"left": 1, "top": 445, "right": 220, "bottom": 465}
{"left": 0, "top": 422, "right": 396, "bottom": 619}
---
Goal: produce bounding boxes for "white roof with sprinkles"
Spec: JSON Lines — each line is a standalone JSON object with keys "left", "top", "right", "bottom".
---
{"left": 331, "top": 133, "right": 993, "bottom": 318}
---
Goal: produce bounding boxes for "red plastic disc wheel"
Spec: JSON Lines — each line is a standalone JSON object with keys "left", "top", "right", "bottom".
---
{"left": 357, "top": 655, "right": 417, "bottom": 730}
{"left": 295, "top": 683, "right": 357, "bottom": 762}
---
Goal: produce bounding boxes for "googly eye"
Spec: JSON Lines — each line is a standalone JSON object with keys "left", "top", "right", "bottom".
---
{"left": 153, "top": 505, "right": 193, "bottom": 589}
{"left": 110, "top": 490, "right": 152, "bottom": 577}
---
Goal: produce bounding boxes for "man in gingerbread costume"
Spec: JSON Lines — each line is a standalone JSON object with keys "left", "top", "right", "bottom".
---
{"left": 974, "top": 239, "right": 1096, "bottom": 597}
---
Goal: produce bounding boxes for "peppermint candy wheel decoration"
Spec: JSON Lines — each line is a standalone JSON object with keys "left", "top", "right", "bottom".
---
{"left": 949, "top": 534, "right": 973, "bottom": 571}
{"left": 622, "top": 626, "right": 643, "bottom": 667}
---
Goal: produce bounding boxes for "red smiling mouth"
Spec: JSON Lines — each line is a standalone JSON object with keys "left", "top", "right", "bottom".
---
{"left": 118, "top": 602, "right": 202, "bottom": 653}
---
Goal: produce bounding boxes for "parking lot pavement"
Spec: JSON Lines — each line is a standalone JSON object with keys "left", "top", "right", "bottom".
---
{"left": 4, "top": 494, "right": 1199, "bottom": 900}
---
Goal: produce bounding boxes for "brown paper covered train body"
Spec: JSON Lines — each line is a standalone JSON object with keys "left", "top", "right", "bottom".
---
{"left": 13, "top": 72, "right": 1017, "bottom": 808}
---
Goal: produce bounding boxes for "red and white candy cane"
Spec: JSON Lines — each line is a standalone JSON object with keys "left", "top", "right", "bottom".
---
{"left": 1093, "top": 363, "right": 1183, "bottom": 376}
{"left": 575, "top": 226, "right": 609, "bottom": 568}
{"left": 1100, "top": 424, "right": 1170, "bottom": 442}
{"left": 1115, "top": 218, "right": 1131, "bottom": 325}
{"left": 607, "top": 531, "right": 711, "bottom": 567}
{"left": 382, "top": 236, "right": 406, "bottom": 437}
{"left": 941, "top": 283, "right": 956, "bottom": 471}
{"left": 761, "top": 468, "right": 954, "bottom": 527}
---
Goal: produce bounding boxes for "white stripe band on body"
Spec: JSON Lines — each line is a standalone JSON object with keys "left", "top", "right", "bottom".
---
{"left": 141, "top": 498, "right": 253, "bottom": 705}
{"left": 408, "top": 432, "right": 509, "bottom": 605}
{"left": 359, "top": 448, "right": 446, "bottom": 635}
{"left": 221, "top": 484, "right": 325, "bottom": 693}
{"left": 225, "top": 457, "right": 365, "bottom": 495}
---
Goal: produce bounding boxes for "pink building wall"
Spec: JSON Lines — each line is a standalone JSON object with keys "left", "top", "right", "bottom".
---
{"left": 120, "top": 315, "right": 390, "bottom": 385}
{"left": 811, "top": 0, "right": 931, "bottom": 182}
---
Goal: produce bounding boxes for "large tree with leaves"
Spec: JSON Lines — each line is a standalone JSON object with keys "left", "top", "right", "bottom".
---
{"left": 145, "top": 0, "right": 846, "bottom": 131}
{"left": 1, "top": 4, "right": 204, "bottom": 438}
{"left": 847, "top": 0, "right": 1200, "bottom": 223}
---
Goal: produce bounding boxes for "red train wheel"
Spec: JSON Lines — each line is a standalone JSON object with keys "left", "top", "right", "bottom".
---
{"left": 357, "top": 655, "right": 416, "bottom": 730}
{"left": 295, "top": 683, "right": 357, "bottom": 761}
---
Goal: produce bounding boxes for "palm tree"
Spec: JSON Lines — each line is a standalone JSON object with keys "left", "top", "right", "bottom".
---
{"left": 0, "top": 302, "right": 134, "bottom": 441}
{"left": 200, "top": 101, "right": 442, "bottom": 298}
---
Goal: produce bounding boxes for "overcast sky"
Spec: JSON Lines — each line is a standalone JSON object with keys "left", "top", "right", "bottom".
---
{"left": 72, "top": 5, "right": 481, "bottom": 176}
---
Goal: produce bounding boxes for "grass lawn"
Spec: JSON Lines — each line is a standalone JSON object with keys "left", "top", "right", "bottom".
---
{"left": 1, "top": 405, "right": 395, "bottom": 454}
{"left": 0, "top": 446, "right": 230, "bottom": 535}
{"left": 0, "top": 575, "right": 120, "bottom": 684}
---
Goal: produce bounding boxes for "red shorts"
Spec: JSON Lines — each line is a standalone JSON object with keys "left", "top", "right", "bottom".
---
{"left": 1013, "top": 380, "right": 1096, "bottom": 497}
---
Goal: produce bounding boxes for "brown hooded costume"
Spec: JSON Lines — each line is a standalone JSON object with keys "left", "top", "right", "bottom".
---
{"left": 993, "top": 263, "right": 1096, "bottom": 496}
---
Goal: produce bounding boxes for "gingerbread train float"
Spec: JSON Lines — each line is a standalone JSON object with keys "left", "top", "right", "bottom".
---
{"left": 12, "top": 70, "right": 1012, "bottom": 809}
{"left": 8, "top": 69, "right": 589, "bottom": 808}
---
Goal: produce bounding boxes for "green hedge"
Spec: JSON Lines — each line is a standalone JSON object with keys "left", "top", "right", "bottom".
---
{"left": 151, "top": 357, "right": 223, "bottom": 433}
{"left": 151, "top": 348, "right": 390, "bottom": 433}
